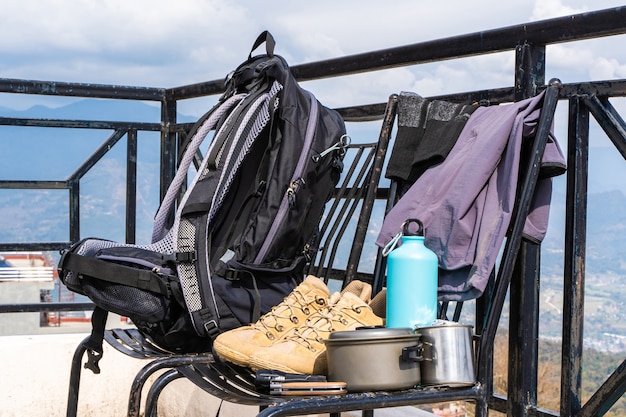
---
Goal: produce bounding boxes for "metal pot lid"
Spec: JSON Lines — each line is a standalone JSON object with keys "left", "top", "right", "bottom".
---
{"left": 416, "top": 319, "right": 473, "bottom": 331}
{"left": 324, "top": 326, "right": 418, "bottom": 343}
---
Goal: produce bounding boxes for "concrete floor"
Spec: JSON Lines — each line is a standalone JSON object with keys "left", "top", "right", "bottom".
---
{"left": 0, "top": 271, "right": 446, "bottom": 416}
{"left": 0, "top": 329, "right": 441, "bottom": 417}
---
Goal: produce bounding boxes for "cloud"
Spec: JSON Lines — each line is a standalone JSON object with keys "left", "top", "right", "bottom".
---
{"left": 0, "top": 0, "right": 253, "bottom": 85}
{"left": 590, "top": 57, "right": 626, "bottom": 80}
{"left": 531, "top": 0, "right": 586, "bottom": 20}
{"left": 1, "top": 0, "right": 249, "bottom": 52}
{"left": 0, "top": 1, "right": 531, "bottom": 80}
{"left": 1, "top": 0, "right": 625, "bottom": 113}
{"left": 303, "top": 68, "right": 418, "bottom": 109}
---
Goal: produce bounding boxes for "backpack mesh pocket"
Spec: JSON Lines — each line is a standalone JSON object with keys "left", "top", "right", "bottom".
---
{"left": 80, "top": 277, "right": 169, "bottom": 323}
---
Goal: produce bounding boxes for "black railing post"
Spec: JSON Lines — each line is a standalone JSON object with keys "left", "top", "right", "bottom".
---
{"left": 160, "top": 97, "right": 177, "bottom": 205}
{"left": 515, "top": 42, "right": 546, "bottom": 99}
{"left": 561, "top": 97, "right": 589, "bottom": 417}
{"left": 126, "top": 129, "right": 138, "bottom": 244}
{"left": 508, "top": 243, "right": 541, "bottom": 416}
{"left": 68, "top": 179, "right": 80, "bottom": 243}
{"left": 506, "top": 42, "right": 546, "bottom": 417}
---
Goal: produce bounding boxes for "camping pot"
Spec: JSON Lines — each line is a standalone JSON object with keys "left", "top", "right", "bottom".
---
{"left": 417, "top": 321, "right": 475, "bottom": 387}
{"left": 324, "top": 327, "right": 422, "bottom": 391}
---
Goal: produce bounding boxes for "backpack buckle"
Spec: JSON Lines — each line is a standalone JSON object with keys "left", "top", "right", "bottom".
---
{"left": 223, "top": 268, "right": 242, "bottom": 281}
{"left": 203, "top": 318, "right": 220, "bottom": 339}
{"left": 164, "top": 251, "right": 196, "bottom": 263}
{"left": 204, "top": 320, "right": 218, "bottom": 334}
{"left": 85, "top": 349, "right": 103, "bottom": 374}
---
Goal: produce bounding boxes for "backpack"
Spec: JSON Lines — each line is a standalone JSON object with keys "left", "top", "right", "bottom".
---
{"left": 57, "top": 31, "right": 347, "bottom": 368}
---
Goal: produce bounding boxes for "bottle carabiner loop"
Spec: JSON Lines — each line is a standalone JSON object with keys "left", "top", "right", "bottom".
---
{"left": 382, "top": 219, "right": 426, "bottom": 256}
{"left": 382, "top": 230, "right": 403, "bottom": 257}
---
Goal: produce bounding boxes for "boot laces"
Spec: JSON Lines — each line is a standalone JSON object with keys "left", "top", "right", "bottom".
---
{"left": 253, "top": 289, "right": 326, "bottom": 336}
{"left": 288, "top": 301, "right": 365, "bottom": 351}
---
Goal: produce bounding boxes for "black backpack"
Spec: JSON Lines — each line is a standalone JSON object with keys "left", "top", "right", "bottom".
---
{"left": 58, "top": 31, "right": 347, "bottom": 367}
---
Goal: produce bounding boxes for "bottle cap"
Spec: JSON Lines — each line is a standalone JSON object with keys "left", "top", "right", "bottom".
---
{"left": 402, "top": 219, "right": 424, "bottom": 237}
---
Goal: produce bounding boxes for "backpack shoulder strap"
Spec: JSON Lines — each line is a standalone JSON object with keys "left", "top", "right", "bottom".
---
{"left": 151, "top": 93, "right": 246, "bottom": 242}
{"left": 173, "top": 82, "right": 283, "bottom": 339}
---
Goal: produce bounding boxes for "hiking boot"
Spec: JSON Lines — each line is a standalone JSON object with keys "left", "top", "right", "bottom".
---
{"left": 341, "top": 278, "right": 372, "bottom": 302}
{"left": 213, "top": 275, "right": 330, "bottom": 367}
{"left": 248, "top": 290, "right": 385, "bottom": 375}
{"left": 213, "top": 276, "right": 373, "bottom": 367}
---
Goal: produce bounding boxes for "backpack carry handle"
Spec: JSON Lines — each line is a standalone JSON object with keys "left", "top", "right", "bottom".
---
{"left": 249, "top": 30, "right": 275, "bottom": 59}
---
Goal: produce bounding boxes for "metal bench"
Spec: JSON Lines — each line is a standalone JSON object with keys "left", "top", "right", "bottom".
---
{"left": 67, "top": 79, "right": 562, "bottom": 416}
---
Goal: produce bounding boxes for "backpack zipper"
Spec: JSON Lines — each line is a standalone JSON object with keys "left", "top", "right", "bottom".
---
{"left": 254, "top": 90, "right": 319, "bottom": 264}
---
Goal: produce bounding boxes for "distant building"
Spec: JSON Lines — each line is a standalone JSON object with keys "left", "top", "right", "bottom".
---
{"left": 0, "top": 252, "right": 56, "bottom": 281}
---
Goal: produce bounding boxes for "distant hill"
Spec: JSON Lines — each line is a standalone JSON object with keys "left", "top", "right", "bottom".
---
{"left": 490, "top": 331, "right": 626, "bottom": 415}
{"left": 0, "top": 99, "right": 197, "bottom": 243}
{"left": 1, "top": 99, "right": 197, "bottom": 182}
{"left": 1, "top": 99, "right": 163, "bottom": 122}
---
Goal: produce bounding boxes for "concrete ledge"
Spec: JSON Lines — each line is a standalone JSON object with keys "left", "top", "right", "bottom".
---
{"left": 0, "top": 332, "right": 436, "bottom": 417}
{"left": 0, "top": 332, "right": 261, "bottom": 417}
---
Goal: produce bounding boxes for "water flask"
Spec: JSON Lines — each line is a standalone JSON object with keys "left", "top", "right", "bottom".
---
{"left": 384, "top": 218, "right": 438, "bottom": 329}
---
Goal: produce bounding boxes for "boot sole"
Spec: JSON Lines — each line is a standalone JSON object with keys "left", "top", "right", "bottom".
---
{"left": 213, "top": 341, "right": 254, "bottom": 368}
{"left": 248, "top": 356, "right": 303, "bottom": 374}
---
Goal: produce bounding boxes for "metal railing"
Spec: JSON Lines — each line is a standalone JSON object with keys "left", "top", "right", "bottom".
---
{"left": 2, "top": 6, "right": 626, "bottom": 417}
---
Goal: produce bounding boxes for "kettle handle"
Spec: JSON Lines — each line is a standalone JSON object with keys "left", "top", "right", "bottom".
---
{"left": 420, "top": 340, "right": 437, "bottom": 362}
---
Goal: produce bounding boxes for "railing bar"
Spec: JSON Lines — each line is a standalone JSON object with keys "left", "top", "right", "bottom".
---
{"left": 576, "top": 358, "right": 626, "bottom": 417}
{"left": 69, "top": 179, "right": 80, "bottom": 242}
{"left": 0, "top": 242, "right": 71, "bottom": 252}
{"left": 68, "top": 129, "right": 127, "bottom": 181}
{"left": 583, "top": 96, "right": 626, "bottom": 160}
{"left": 339, "top": 80, "right": 626, "bottom": 122}
{"left": 167, "top": 8, "right": 626, "bottom": 100}
{"left": 287, "top": 7, "right": 626, "bottom": 82}
{"left": 561, "top": 97, "right": 589, "bottom": 416}
{"left": 490, "top": 395, "right": 560, "bottom": 417}
{"left": 560, "top": 80, "right": 626, "bottom": 98}
{"left": 0, "top": 303, "right": 95, "bottom": 313}
{"left": 0, "top": 180, "right": 67, "bottom": 190}
{"left": 0, "top": 117, "right": 161, "bottom": 131}
{"left": 0, "top": 78, "right": 164, "bottom": 101}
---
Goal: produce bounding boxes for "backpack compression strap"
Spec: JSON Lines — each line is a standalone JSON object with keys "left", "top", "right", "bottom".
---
{"left": 82, "top": 306, "right": 108, "bottom": 374}
{"left": 60, "top": 253, "right": 171, "bottom": 296}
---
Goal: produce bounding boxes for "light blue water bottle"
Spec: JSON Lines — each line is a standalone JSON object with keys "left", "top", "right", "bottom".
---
{"left": 384, "top": 219, "right": 438, "bottom": 329}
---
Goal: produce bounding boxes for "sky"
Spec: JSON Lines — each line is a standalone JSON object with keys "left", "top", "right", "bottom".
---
{"left": 1, "top": 1, "right": 626, "bottom": 248}
{"left": 1, "top": 0, "right": 625, "bottom": 117}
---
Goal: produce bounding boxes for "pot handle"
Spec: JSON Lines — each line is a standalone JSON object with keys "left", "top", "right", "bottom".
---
{"left": 401, "top": 344, "right": 424, "bottom": 363}
{"left": 420, "top": 341, "right": 437, "bottom": 362}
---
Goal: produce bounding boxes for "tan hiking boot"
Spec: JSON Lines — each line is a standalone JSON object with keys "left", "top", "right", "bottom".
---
{"left": 341, "top": 279, "right": 372, "bottom": 302}
{"left": 213, "top": 276, "right": 374, "bottom": 368}
{"left": 213, "top": 275, "right": 330, "bottom": 367}
{"left": 248, "top": 290, "right": 385, "bottom": 375}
